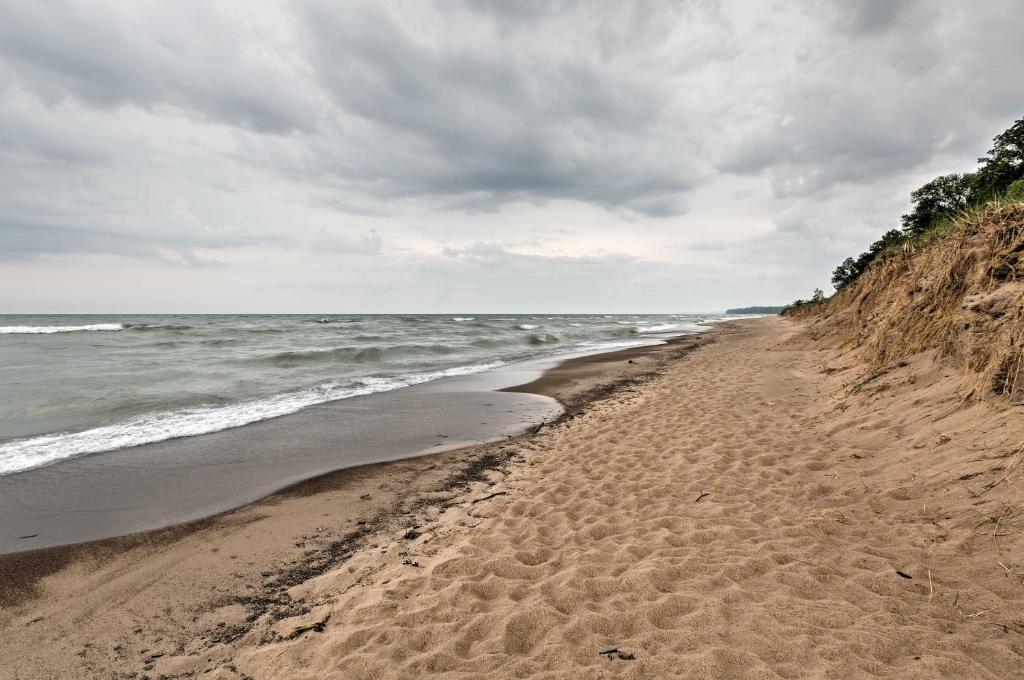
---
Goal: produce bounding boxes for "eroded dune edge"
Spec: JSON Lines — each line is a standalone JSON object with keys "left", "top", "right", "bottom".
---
{"left": 4, "top": 209, "right": 1024, "bottom": 678}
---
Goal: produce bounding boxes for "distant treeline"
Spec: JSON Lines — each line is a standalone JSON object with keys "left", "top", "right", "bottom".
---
{"left": 725, "top": 306, "right": 784, "bottom": 314}
{"left": 788, "top": 117, "right": 1024, "bottom": 309}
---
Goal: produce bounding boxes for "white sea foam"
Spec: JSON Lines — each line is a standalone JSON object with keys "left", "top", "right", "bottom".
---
{"left": 515, "top": 324, "right": 539, "bottom": 330}
{"left": 0, "top": 360, "right": 504, "bottom": 476}
{"left": 578, "top": 339, "right": 658, "bottom": 352}
{"left": 0, "top": 323, "right": 124, "bottom": 334}
{"left": 451, "top": 317, "right": 475, "bottom": 321}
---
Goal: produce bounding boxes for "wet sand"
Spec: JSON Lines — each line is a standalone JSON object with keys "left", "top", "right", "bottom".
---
{"left": 0, "top": 389, "right": 559, "bottom": 553}
{"left": 3, "top": 318, "right": 1022, "bottom": 679}
{"left": 0, "top": 331, "right": 711, "bottom": 603}
{"left": 0, "top": 334, "right": 706, "bottom": 554}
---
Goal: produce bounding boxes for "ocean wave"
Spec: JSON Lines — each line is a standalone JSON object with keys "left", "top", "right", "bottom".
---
{"left": 606, "top": 326, "right": 639, "bottom": 337}
{"left": 126, "top": 323, "right": 194, "bottom": 332}
{"left": 526, "top": 333, "right": 560, "bottom": 345}
{"left": 0, "top": 323, "right": 124, "bottom": 334}
{"left": 516, "top": 323, "right": 539, "bottom": 330}
{"left": 260, "top": 343, "right": 458, "bottom": 367}
{"left": 200, "top": 338, "right": 239, "bottom": 346}
{"left": 240, "top": 327, "right": 287, "bottom": 334}
{"left": 451, "top": 317, "right": 475, "bottom": 321}
{"left": 0, "top": 361, "right": 505, "bottom": 476}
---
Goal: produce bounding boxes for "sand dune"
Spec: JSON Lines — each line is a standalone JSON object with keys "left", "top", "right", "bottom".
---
{"left": 2, "top": 317, "right": 1022, "bottom": 679}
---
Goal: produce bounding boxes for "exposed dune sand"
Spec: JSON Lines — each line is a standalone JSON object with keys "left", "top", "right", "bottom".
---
{"left": 2, "top": 317, "right": 1023, "bottom": 679}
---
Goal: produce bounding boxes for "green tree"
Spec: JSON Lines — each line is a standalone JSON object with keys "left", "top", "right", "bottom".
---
{"left": 832, "top": 229, "right": 904, "bottom": 289}
{"left": 900, "top": 173, "right": 975, "bottom": 237}
{"left": 811, "top": 288, "right": 825, "bottom": 303}
{"left": 974, "top": 118, "right": 1024, "bottom": 199}
{"left": 832, "top": 257, "right": 857, "bottom": 289}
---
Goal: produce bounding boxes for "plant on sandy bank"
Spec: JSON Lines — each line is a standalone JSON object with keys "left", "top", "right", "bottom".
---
{"left": 1007, "top": 178, "right": 1024, "bottom": 202}
{"left": 797, "top": 203, "right": 1024, "bottom": 402}
{"left": 815, "top": 117, "right": 1024, "bottom": 299}
{"left": 786, "top": 288, "right": 827, "bottom": 311}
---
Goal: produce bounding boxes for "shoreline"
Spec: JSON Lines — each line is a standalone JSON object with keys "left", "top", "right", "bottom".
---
{"left": 0, "top": 328, "right": 716, "bottom": 606}
{"left": 7, "top": 315, "right": 1018, "bottom": 679}
{"left": 0, "top": 314, "right": 720, "bottom": 480}
{"left": 0, "top": 330, "right": 710, "bottom": 555}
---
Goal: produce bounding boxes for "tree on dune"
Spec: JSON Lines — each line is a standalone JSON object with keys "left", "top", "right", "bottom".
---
{"left": 974, "top": 118, "right": 1024, "bottom": 200}
{"left": 900, "top": 173, "right": 976, "bottom": 237}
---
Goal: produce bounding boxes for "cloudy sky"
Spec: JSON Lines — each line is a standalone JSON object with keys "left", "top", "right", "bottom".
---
{"left": 1, "top": 0, "right": 1022, "bottom": 313}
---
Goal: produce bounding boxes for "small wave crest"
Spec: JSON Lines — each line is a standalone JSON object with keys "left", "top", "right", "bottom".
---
{"left": 126, "top": 324, "right": 193, "bottom": 332}
{"left": 0, "top": 361, "right": 505, "bottom": 475}
{"left": 260, "top": 343, "right": 457, "bottom": 367}
{"left": 471, "top": 337, "right": 517, "bottom": 349}
{"left": 515, "top": 323, "right": 539, "bottom": 330}
{"left": 0, "top": 323, "right": 124, "bottom": 334}
{"left": 526, "top": 332, "right": 560, "bottom": 345}
{"left": 201, "top": 338, "right": 238, "bottom": 347}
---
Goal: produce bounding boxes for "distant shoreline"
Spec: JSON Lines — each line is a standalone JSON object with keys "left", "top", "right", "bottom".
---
{"left": 724, "top": 305, "right": 783, "bottom": 314}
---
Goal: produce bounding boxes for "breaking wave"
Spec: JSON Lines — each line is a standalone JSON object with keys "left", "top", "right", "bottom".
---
{"left": 0, "top": 323, "right": 125, "bottom": 334}
{"left": 0, "top": 361, "right": 504, "bottom": 475}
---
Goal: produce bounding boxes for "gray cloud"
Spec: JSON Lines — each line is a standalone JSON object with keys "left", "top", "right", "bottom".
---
{"left": 719, "top": 2, "right": 1024, "bottom": 198}
{"left": 292, "top": 2, "right": 702, "bottom": 214}
{"left": 0, "top": 0, "right": 1022, "bottom": 310}
{"left": 0, "top": 1, "right": 315, "bottom": 133}
{"left": 822, "top": 0, "right": 923, "bottom": 35}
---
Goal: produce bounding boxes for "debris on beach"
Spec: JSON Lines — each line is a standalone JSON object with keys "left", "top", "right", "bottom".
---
{"left": 599, "top": 648, "right": 636, "bottom": 661}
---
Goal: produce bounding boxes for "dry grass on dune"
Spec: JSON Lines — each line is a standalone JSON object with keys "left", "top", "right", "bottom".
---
{"left": 791, "top": 203, "right": 1024, "bottom": 403}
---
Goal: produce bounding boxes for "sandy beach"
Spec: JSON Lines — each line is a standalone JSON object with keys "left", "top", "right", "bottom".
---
{"left": 2, "top": 317, "right": 1022, "bottom": 679}
{"left": 3, "top": 3, "right": 1021, "bottom": 678}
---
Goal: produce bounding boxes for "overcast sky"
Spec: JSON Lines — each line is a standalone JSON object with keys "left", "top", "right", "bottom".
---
{"left": 1, "top": 0, "right": 1022, "bottom": 313}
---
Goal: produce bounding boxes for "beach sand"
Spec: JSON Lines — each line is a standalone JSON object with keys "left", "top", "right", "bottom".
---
{"left": 2, "top": 317, "right": 1022, "bottom": 679}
